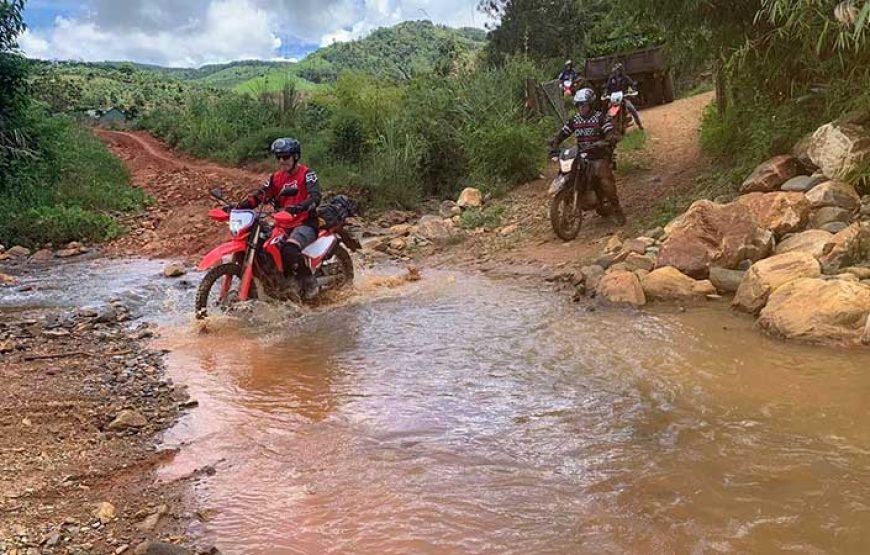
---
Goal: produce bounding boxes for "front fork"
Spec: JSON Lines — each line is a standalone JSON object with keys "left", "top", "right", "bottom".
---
{"left": 219, "top": 228, "right": 260, "bottom": 302}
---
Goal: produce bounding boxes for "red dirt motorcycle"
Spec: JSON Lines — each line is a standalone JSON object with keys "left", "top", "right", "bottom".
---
{"left": 602, "top": 89, "right": 639, "bottom": 135}
{"left": 194, "top": 187, "right": 356, "bottom": 319}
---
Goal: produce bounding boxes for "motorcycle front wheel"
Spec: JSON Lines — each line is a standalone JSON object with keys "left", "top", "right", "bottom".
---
{"left": 195, "top": 263, "right": 258, "bottom": 319}
{"left": 550, "top": 187, "right": 583, "bottom": 241}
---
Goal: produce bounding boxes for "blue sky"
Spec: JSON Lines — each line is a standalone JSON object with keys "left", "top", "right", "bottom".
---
{"left": 18, "top": 0, "right": 487, "bottom": 67}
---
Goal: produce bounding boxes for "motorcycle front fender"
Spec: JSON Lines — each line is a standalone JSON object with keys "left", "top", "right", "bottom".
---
{"left": 549, "top": 174, "right": 570, "bottom": 195}
{"left": 197, "top": 240, "right": 247, "bottom": 271}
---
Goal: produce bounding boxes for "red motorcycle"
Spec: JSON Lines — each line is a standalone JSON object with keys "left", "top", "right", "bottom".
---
{"left": 602, "top": 89, "right": 639, "bottom": 135}
{"left": 194, "top": 187, "right": 357, "bottom": 319}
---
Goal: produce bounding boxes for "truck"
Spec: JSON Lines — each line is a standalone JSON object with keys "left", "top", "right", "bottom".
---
{"left": 584, "top": 45, "right": 675, "bottom": 106}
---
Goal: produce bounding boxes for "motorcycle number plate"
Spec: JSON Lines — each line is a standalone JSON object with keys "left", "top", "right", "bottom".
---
{"left": 559, "top": 158, "right": 574, "bottom": 173}
{"left": 549, "top": 174, "right": 568, "bottom": 195}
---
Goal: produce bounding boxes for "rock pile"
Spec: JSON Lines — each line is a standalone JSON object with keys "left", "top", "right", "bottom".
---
{"left": 582, "top": 120, "right": 870, "bottom": 346}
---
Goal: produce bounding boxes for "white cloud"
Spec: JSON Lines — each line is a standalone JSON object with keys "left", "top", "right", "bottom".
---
{"left": 21, "top": 0, "right": 487, "bottom": 67}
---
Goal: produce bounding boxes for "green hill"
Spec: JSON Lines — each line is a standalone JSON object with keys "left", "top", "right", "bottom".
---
{"left": 293, "top": 20, "right": 487, "bottom": 84}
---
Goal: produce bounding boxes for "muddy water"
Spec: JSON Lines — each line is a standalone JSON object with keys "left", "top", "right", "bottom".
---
{"left": 152, "top": 271, "right": 870, "bottom": 555}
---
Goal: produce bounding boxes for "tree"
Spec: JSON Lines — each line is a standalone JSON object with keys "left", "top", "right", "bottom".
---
{"left": 1, "top": 0, "right": 31, "bottom": 165}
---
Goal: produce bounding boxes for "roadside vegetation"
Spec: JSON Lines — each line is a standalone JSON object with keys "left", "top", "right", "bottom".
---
{"left": 0, "top": 0, "right": 148, "bottom": 248}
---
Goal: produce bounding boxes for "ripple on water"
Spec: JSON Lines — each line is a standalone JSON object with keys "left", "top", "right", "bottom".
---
{"left": 41, "top": 263, "right": 860, "bottom": 555}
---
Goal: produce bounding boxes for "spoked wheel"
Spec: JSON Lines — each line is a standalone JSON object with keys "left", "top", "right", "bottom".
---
{"left": 195, "top": 263, "right": 258, "bottom": 319}
{"left": 550, "top": 187, "right": 583, "bottom": 241}
{"left": 317, "top": 245, "right": 354, "bottom": 290}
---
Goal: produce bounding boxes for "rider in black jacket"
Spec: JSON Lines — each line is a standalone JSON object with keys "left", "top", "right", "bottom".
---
{"left": 605, "top": 63, "right": 643, "bottom": 130}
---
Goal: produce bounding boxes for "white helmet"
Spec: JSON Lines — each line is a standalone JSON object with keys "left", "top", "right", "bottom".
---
{"left": 573, "top": 88, "right": 595, "bottom": 106}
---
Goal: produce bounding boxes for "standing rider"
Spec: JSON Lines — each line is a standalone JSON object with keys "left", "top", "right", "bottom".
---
{"left": 238, "top": 137, "right": 322, "bottom": 298}
{"left": 605, "top": 62, "right": 643, "bottom": 130}
{"left": 548, "top": 88, "right": 626, "bottom": 226}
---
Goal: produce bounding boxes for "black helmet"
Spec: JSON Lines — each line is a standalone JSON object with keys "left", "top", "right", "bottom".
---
{"left": 612, "top": 62, "right": 624, "bottom": 73}
{"left": 270, "top": 137, "right": 301, "bottom": 158}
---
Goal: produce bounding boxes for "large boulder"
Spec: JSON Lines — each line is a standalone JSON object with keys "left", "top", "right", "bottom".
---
{"left": 658, "top": 200, "right": 773, "bottom": 279}
{"left": 774, "top": 229, "right": 835, "bottom": 259}
{"left": 733, "top": 252, "right": 821, "bottom": 314}
{"left": 596, "top": 270, "right": 646, "bottom": 306}
{"left": 732, "top": 192, "right": 811, "bottom": 236}
{"left": 758, "top": 278, "right": 870, "bottom": 346}
{"left": 641, "top": 266, "right": 716, "bottom": 302}
{"left": 804, "top": 180, "right": 861, "bottom": 211}
{"left": 818, "top": 222, "right": 870, "bottom": 273}
{"left": 804, "top": 122, "right": 870, "bottom": 180}
{"left": 739, "top": 155, "right": 801, "bottom": 194}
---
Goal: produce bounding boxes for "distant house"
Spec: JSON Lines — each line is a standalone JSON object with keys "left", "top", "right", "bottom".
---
{"left": 79, "top": 107, "right": 129, "bottom": 127}
{"left": 100, "top": 107, "right": 127, "bottom": 124}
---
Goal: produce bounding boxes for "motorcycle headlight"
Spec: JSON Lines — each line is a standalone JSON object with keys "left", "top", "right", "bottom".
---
{"left": 228, "top": 210, "right": 255, "bottom": 237}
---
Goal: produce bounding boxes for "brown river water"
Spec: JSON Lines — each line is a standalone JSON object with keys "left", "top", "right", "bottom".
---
{"left": 3, "top": 259, "right": 868, "bottom": 554}
{"left": 152, "top": 270, "right": 870, "bottom": 555}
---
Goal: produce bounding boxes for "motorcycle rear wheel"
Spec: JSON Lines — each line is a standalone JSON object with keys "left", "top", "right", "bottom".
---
{"left": 317, "top": 244, "right": 354, "bottom": 289}
{"left": 550, "top": 187, "right": 583, "bottom": 241}
{"left": 195, "top": 263, "right": 258, "bottom": 319}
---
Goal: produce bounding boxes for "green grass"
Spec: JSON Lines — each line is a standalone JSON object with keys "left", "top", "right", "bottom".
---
{"left": 616, "top": 129, "right": 649, "bottom": 175}
{"left": 0, "top": 108, "right": 149, "bottom": 247}
{"left": 459, "top": 205, "right": 505, "bottom": 230}
{"left": 233, "top": 69, "right": 326, "bottom": 95}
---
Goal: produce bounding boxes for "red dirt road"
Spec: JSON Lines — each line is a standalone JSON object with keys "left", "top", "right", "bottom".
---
{"left": 94, "top": 129, "right": 266, "bottom": 259}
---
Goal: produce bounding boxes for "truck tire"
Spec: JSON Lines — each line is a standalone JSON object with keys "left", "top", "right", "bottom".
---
{"left": 663, "top": 72, "right": 675, "bottom": 103}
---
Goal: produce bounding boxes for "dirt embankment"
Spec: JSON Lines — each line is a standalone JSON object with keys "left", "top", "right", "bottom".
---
{"left": 0, "top": 305, "right": 207, "bottom": 554}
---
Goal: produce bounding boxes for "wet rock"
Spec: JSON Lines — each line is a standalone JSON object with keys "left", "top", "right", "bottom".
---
{"left": 819, "top": 222, "right": 870, "bottom": 273}
{"left": 596, "top": 270, "right": 646, "bottom": 306}
{"left": 93, "top": 501, "right": 116, "bottom": 523}
{"left": 456, "top": 187, "right": 482, "bottom": 208}
{"left": 163, "top": 264, "right": 186, "bottom": 278}
{"left": 108, "top": 409, "right": 147, "bottom": 430}
{"left": 810, "top": 206, "right": 853, "bottom": 229}
{"left": 709, "top": 267, "right": 746, "bottom": 294}
{"left": 134, "top": 541, "right": 190, "bottom": 555}
{"left": 641, "top": 266, "right": 715, "bottom": 302}
{"left": 136, "top": 505, "right": 168, "bottom": 532}
{"left": 758, "top": 278, "right": 870, "bottom": 346}
{"left": 780, "top": 174, "right": 825, "bottom": 193}
{"left": 739, "top": 155, "right": 801, "bottom": 194}
{"left": 733, "top": 252, "right": 821, "bottom": 314}
{"left": 623, "top": 252, "right": 655, "bottom": 272}
{"left": 805, "top": 180, "right": 861, "bottom": 211}
{"left": 6, "top": 245, "right": 31, "bottom": 258}
{"left": 79, "top": 304, "right": 116, "bottom": 323}
{"left": 804, "top": 122, "right": 870, "bottom": 180}
{"left": 732, "top": 192, "right": 811, "bottom": 236}
{"left": 580, "top": 265, "right": 606, "bottom": 291}
{"left": 30, "top": 248, "right": 53, "bottom": 262}
{"left": 774, "top": 229, "right": 834, "bottom": 259}
{"left": 658, "top": 200, "right": 773, "bottom": 278}
{"left": 416, "top": 215, "right": 455, "bottom": 240}
{"left": 55, "top": 248, "right": 83, "bottom": 258}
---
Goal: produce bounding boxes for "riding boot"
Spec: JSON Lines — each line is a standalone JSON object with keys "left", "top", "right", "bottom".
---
{"left": 613, "top": 206, "right": 627, "bottom": 226}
